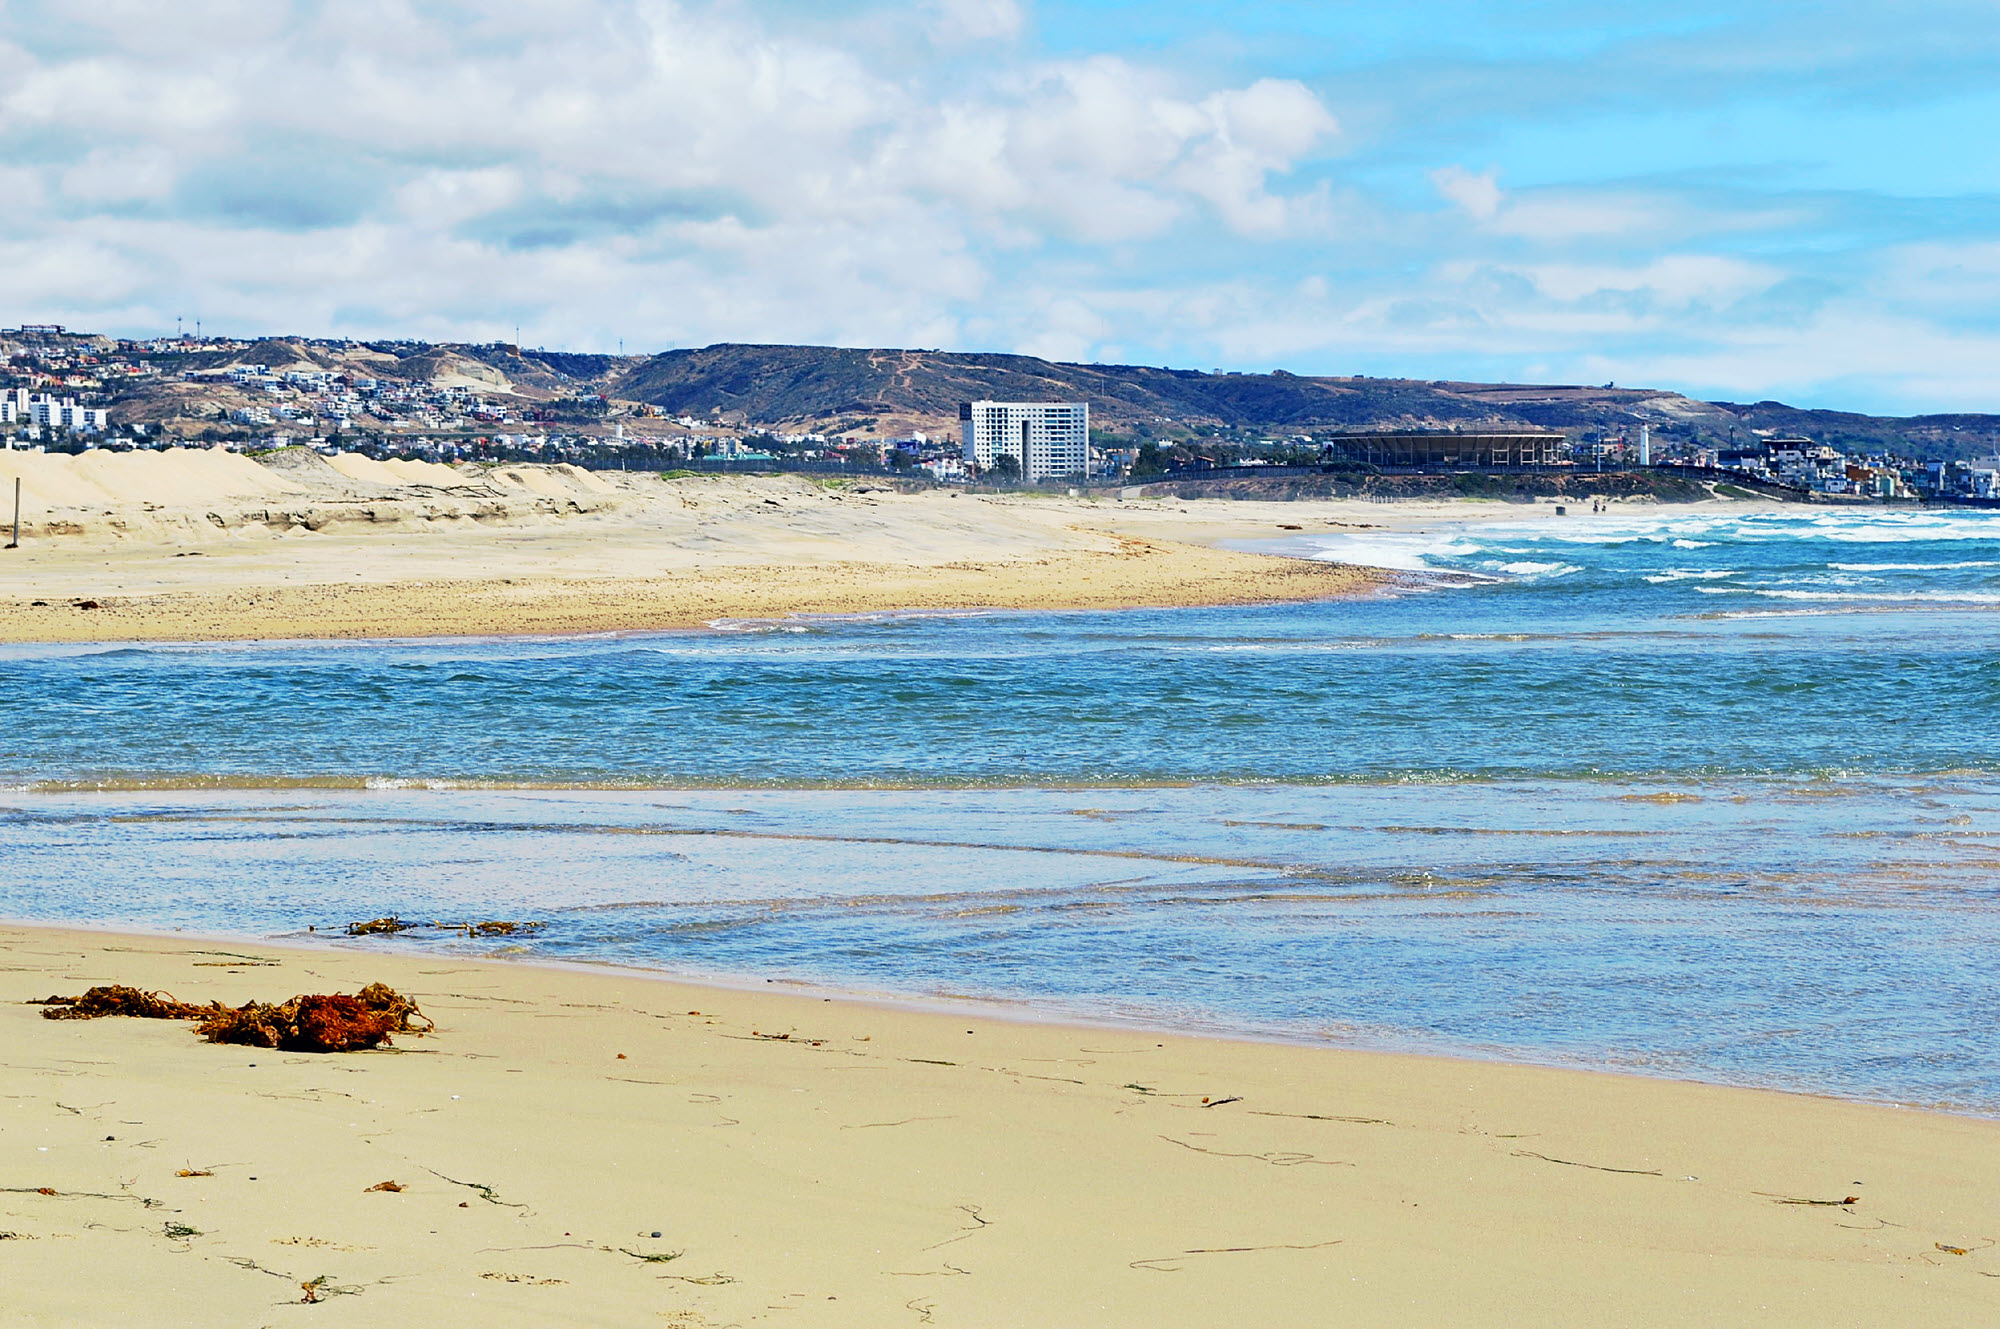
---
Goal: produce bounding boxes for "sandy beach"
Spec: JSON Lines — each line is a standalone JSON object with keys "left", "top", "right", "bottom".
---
{"left": 2, "top": 923, "right": 1996, "bottom": 1327}
{"left": 7, "top": 449, "right": 1958, "bottom": 1328}
{"left": 0, "top": 446, "right": 1740, "bottom": 641}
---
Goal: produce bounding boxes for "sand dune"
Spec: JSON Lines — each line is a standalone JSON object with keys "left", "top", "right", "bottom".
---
{"left": 0, "top": 446, "right": 303, "bottom": 510}
{"left": 381, "top": 457, "right": 479, "bottom": 488}
{"left": 322, "top": 452, "right": 463, "bottom": 489}
{"left": 486, "top": 463, "right": 613, "bottom": 499}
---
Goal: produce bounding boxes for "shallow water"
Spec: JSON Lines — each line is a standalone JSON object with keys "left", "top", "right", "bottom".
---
{"left": 5, "top": 505, "right": 2000, "bottom": 1111}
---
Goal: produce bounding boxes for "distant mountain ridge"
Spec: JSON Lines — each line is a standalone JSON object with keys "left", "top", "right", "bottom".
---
{"left": 601, "top": 344, "right": 2000, "bottom": 458}
{"left": 25, "top": 327, "right": 1998, "bottom": 458}
{"left": 608, "top": 344, "right": 1521, "bottom": 429}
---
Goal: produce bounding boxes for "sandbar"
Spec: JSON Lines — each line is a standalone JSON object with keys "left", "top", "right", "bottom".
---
{"left": 0, "top": 448, "right": 1753, "bottom": 642}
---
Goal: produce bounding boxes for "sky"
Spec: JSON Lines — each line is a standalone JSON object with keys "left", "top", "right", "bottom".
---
{"left": 2, "top": 0, "right": 1998, "bottom": 414}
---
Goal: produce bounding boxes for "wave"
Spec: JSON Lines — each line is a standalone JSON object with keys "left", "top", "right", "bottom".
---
{"left": 1298, "top": 509, "right": 2000, "bottom": 584}
{"left": 1645, "top": 568, "right": 1739, "bottom": 583}
{"left": 706, "top": 620, "right": 814, "bottom": 634}
{"left": 1692, "top": 608, "right": 1863, "bottom": 620}
{"left": 1831, "top": 560, "right": 2000, "bottom": 572}
{"left": 1814, "top": 526, "right": 2000, "bottom": 544}
{"left": 1490, "top": 560, "right": 1581, "bottom": 578}
{"left": 1301, "top": 537, "right": 1480, "bottom": 572}
{"left": 1749, "top": 588, "right": 2000, "bottom": 604}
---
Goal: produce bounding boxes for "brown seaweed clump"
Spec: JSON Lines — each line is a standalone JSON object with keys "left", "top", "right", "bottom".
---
{"left": 31, "top": 982, "right": 431, "bottom": 1054}
{"left": 197, "top": 985, "right": 432, "bottom": 1053}
{"left": 355, "top": 981, "right": 434, "bottom": 1033}
{"left": 341, "top": 917, "right": 542, "bottom": 938}
{"left": 466, "top": 921, "right": 539, "bottom": 937}
{"left": 35, "top": 986, "right": 217, "bottom": 1021}
{"left": 195, "top": 995, "right": 396, "bottom": 1052}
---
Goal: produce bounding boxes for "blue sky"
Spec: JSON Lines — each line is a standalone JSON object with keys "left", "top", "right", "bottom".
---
{"left": 2, "top": 0, "right": 1997, "bottom": 413}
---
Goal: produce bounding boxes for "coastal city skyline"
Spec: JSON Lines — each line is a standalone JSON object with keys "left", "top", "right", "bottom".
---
{"left": 10, "top": 320, "right": 2000, "bottom": 501}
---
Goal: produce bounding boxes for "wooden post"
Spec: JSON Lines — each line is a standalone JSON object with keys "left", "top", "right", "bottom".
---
{"left": 5, "top": 477, "right": 16, "bottom": 549}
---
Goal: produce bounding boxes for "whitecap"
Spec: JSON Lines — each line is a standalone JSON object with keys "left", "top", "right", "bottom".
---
{"left": 1298, "top": 536, "right": 1479, "bottom": 572}
{"left": 1831, "top": 560, "right": 2000, "bottom": 572}
{"left": 1751, "top": 588, "right": 2000, "bottom": 604}
{"left": 1492, "top": 560, "right": 1581, "bottom": 577}
{"left": 1645, "top": 569, "right": 1739, "bottom": 583}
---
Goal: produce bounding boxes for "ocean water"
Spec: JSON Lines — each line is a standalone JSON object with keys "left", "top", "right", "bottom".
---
{"left": 4, "top": 506, "right": 2000, "bottom": 1111}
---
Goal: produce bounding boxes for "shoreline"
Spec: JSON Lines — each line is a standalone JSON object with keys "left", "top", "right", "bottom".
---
{"left": 7, "top": 911, "right": 1994, "bottom": 1125}
{"left": 5, "top": 919, "right": 1998, "bottom": 1324}
{"left": 0, "top": 538, "right": 1386, "bottom": 644}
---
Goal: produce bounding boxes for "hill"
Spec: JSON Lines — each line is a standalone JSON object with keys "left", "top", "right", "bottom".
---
{"left": 603, "top": 344, "right": 2000, "bottom": 458}
{"left": 13, "top": 324, "right": 1998, "bottom": 459}
{"left": 1702, "top": 401, "right": 2000, "bottom": 458}
{"left": 605, "top": 345, "right": 1513, "bottom": 431}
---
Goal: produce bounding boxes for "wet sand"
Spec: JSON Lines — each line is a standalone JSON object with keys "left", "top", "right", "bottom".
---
{"left": 3, "top": 923, "right": 1996, "bottom": 1327}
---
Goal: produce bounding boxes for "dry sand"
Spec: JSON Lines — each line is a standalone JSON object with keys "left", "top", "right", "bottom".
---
{"left": 0, "top": 446, "right": 1719, "bottom": 641}
{"left": 2, "top": 924, "right": 1996, "bottom": 1327}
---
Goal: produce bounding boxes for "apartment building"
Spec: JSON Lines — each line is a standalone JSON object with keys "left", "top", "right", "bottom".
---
{"left": 13, "top": 393, "right": 110, "bottom": 431}
{"left": 959, "top": 400, "right": 1090, "bottom": 481}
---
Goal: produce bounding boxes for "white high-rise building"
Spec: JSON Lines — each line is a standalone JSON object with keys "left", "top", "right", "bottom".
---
{"left": 21, "top": 394, "right": 110, "bottom": 431}
{"left": 960, "top": 400, "right": 1089, "bottom": 481}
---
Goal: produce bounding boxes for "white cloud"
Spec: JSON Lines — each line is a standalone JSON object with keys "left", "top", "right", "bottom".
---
{"left": 393, "top": 168, "right": 527, "bottom": 228}
{"left": 1491, "top": 194, "right": 1662, "bottom": 240}
{"left": 896, "top": 61, "right": 1336, "bottom": 241}
{"left": 59, "top": 146, "right": 177, "bottom": 203}
{"left": 1431, "top": 165, "right": 1502, "bottom": 222}
{"left": 1177, "top": 79, "right": 1339, "bottom": 236}
{"left": 1014, "top": 295, "right": 1114, "bottom": 363}
{"left": 1432, "top": 168, "right": 1683, "bottom": 241}
{"left": 1507, "top": 255, "right": 1782, "bottom": 307}
{"left": 0, "top": 0, "right": 1341, "bottom": 352}
{"left": 1880, "top": 239, "right": 2000, "bottom": 310}
{"left": 927, "top": 0, "right": 1025, "bottom": 44}
{"left": 1582, "top": 309, "right": 2000, "bottom": 413}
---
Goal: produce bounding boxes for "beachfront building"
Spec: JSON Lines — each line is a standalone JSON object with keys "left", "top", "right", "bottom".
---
{"left": 1321, "top": 430, "right": 1564, "bottom": 468}
{"left": 960, "top": 400, "right": 1089, "bottom": 481}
